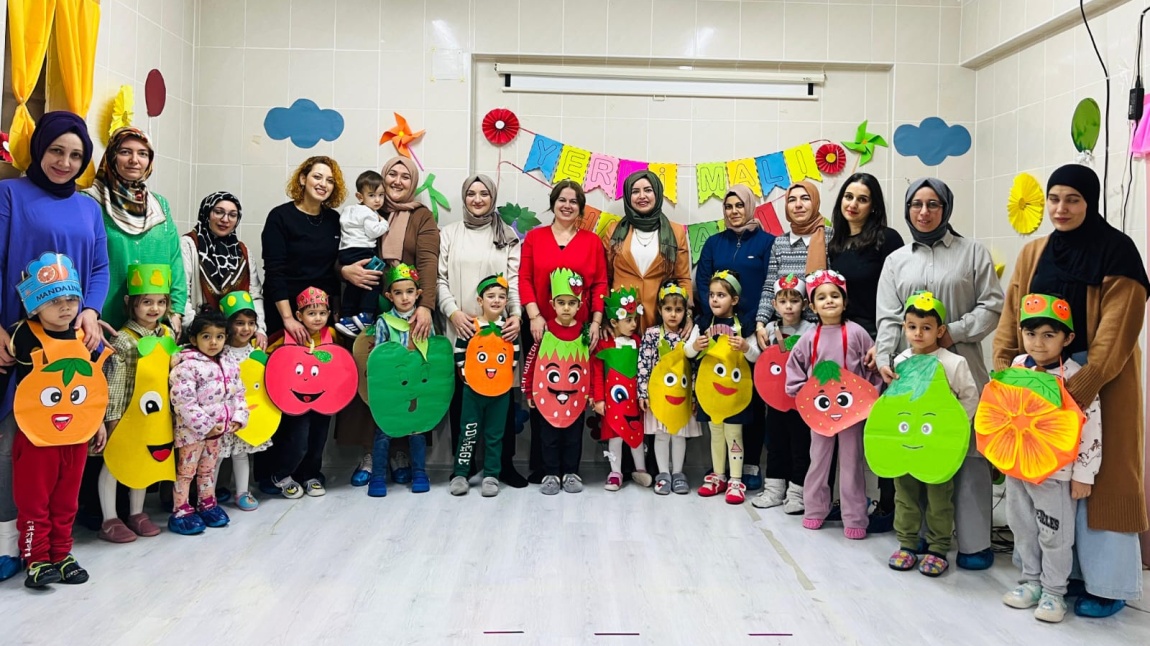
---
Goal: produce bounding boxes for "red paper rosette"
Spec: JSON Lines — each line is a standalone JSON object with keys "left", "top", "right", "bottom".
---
{"left": 815, "top": 143, "right": 847, "bottom": 175}
{"left": 482, "top": 108, "right": 520, "bottom": 146}
{"left": 0, "top": 132, "right": 11, "bottom": 163}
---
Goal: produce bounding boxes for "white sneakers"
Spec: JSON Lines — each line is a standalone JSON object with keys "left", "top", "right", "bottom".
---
{"left": 751, "top": 478, "right": 787, "bottom": 509}
{"left": 783, "top": 483, "right": 805, "bottom": 515}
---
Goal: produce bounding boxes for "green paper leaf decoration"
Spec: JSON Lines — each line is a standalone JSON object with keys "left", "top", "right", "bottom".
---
{"left": 499, "top": 203, "right": 541, "bottom": 235}
{"left": 415, "top": 172, "right": 451, "bottom": 221}
{"left": 657, "top": 337, "right": 672, "bottom": 358}
{"left": 884, "top": 354, "right": 939, "bottom": 401}
{"left": 993, "top": 367, "right": 1061, "bottom": 407}
{"left": 1071, "top": 98, "right": 1101, "bottom": 153}
{"left": 250, "top": 349, "right": 270, "bottom": 366}
{"left": 842, "top": 120, "right": 889, "bottom": 167}
{"left": 137, "top": 334, "right": 178, "bottom": 358}
{"left": 811, "top": 360, "right": 843, "bottom": 385}
{"left": 313, "top": 350, "right": 333, "bottom": 363}
{"left": 43, "top": 357, "right": 93, "bottom": 386}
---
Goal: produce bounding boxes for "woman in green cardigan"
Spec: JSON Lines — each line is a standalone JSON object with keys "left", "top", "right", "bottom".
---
{"left": 85, "top": 127, "right": 187, "bottom": 335}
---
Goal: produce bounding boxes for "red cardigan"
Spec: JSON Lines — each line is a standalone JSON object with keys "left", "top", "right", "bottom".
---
{"left": 519, "top": 226, "right": 607, "bottom": 326}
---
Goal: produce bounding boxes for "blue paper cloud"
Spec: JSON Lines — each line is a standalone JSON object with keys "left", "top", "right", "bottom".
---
{"left": 264, "top": 99, "right": 344, "bottom": 148}
{"left": 893, "top": 117, "right": 971, "bottom": 166}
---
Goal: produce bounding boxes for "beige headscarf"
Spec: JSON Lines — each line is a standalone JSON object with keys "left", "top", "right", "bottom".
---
{"left": 785, "top": 181, "right": 827, "bottom": 273}
{"left": 724, "top": 184, "right": 760, "bottom": 234}
{"left": 462, "top": 174, "right": 517, "bottom": 249}
{"left": 379, "top": 156, "right": 422, "bottom": 264}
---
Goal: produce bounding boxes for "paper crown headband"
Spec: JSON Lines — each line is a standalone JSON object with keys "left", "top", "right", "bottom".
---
{"left": 904, "top": 290, "right": 947, "bottom": 322}
{"left": 658, "top": 283, "right": 688, "bottom": 302}
{"left": 774, "top": 273, "right": 807, "bottom": 297}
{"left": 550, "top": 267, "right": 584, "bottom": 301}
{"left": 296, "top": 286, "right": 329, "bottom": 310}
{"left": 386, "top": 263, "right": 419, "bottom": 288}
{"left": 604, "top": 286, "right": 643, "bottom": 321}
{"left": 476, "top": 273, "right": 509, "bottom": 296}
{"left": 711, "top": 270, "right": 742, "bottom": 296}
{"left": 17, "top": 252, "right": 83, "bottom": 315}
{"left": 221, "top": 291, "right": 256, "bottom": 319}
{"left": 127, "top": 264, "right": 171, "bottom": 296}
{"left": 804, "top": 269, "right": 846, "bottom": 299}
{"left": 1019, "top": 293, "right": 1074, "bottom": 331}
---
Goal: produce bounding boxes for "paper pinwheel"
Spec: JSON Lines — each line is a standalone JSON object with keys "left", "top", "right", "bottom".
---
{"left": 1007, "top": 173, "right": 1044, "bottom": 235}
{"left": 815, "top": 143, "right": 847, "bottom": 174}
{"left": 482, "top": 108, "right": 520, "bottom": 146}
{"left": 109, "top": 85, "right": 135, "bottom": 139}
{"left": 380, "top": 112, "right": 425, "bottom": 165}
{"left": 415, "top": 172, "right": 450, "bottom": 221}
{"left": 498, "top": 203, "right": 541, "bottom": 238}
{"left": 842, "top": 120, "right": 887, "bottom": 167}
{"left": 0, "top": 132, "right": 11, "bottom": 163}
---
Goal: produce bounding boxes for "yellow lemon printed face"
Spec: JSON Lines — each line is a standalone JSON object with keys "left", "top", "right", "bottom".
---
{"left": 235, "top": 352, "right": 282, "bottom": 447}
{"left": 649, "top": 345, "right": 691, "bottom": 435}
{"left": 695, "top": 336, "right": 752, "bottom": 424}
{"left": 103, "top": 338, "right": 176, "bottom": 489}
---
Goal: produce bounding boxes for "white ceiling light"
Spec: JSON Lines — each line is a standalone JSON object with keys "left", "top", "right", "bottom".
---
{"left": 495, "top": 63, "right": 823, "bottom": 100}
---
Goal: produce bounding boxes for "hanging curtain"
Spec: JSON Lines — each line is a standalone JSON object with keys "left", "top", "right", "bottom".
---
{"left": 6, "top": 0, "right": 58, "bottom": 171}
{"left": 53, "top": 0, "right": 100, "bottom": 186}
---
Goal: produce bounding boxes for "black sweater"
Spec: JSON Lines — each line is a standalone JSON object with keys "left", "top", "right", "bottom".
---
{"left": 260, "top": 202, "right": 341, "bottom": 311}
{"left": 829, "top": 227, "right": 904, "bottom": 339}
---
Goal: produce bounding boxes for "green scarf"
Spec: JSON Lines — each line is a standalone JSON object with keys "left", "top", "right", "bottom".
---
{"left": 610, "top": 170, "right": 678, "bottom": 269}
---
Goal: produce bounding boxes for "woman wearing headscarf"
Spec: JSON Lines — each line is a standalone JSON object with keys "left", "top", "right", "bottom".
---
{"left": 0, "top": 111, "right": 109, "bottom": 581}
{"left": 875, "top": 177, "right": 1003, "bottom": 571}
{"left": 180, "top": 191, "right": 266, "bottom": 346}
{"left": 993, "top": 165, "right": 1148, "bottom": 618}
{"left": 85, "top": 127, "right": 187, "bottom": 335}
{"left": 604, "top": 170, "right": 692, "bottom": 331}
{"left": 754, "top": 181, "right": 830, "bottom": 334}
{"left": 437, "top": 174, "right": 525, "bottom": 488}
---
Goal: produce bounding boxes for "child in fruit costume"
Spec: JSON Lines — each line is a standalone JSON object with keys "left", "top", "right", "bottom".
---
{"left": 998, "top": 294, "right": 1100, "bottom": 623}
{"left": 591, "top": 286, "right": 647, "bottom": 492}
{"left": 784, "top": 269, "right": 881, "bottom": 539}
{"left": 522, "top": 268, "right": 590, "bottom": 495}
{"left": 7, "top": 253, "right": 110, "bottom": 588}
{"left": 637, "top": 282, "right": 700, "bottom": 495}
{"left": 449, "top": 274, "right": 519, "bottom": 498}
{"left": 884, "top": 291, "right": 979, "bottom": 577}
{"left": 751, "top": 274, "right": 815, "bottom": 513}
{"left": 218, "top": 291, "right": 272, "bottom": 511}
{"left": 98, "top": 264, "right": 177, "bottom": 544}
{"left": 687, "top": 270, "right": 761, "bottom": 505}
{"left": 167, "top": 306, "right": 248, "bottom": 535}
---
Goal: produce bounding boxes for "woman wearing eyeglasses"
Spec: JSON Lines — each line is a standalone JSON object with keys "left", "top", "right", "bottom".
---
{"left": 873, "top": 177, "right": 1004, "bottom": 571}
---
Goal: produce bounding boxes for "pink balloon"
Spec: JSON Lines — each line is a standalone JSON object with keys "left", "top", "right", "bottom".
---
{"left": 145, "top": 69, "right": 166, "bottom": 117}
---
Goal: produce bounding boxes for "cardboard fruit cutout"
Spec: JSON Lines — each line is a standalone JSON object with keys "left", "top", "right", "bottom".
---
{"left": 532, "top": 330, "right": 589, "bottom": 428}
{"left": 649, "top": 339, "right": 692, "bottom": 434}
{"left": 368, "top": 337, "right": 455, "bottom": 437}
{"left": 266, "top": 329, "right": 357, "bottom": 416}
{"left": 234, "top": 349, "right": 282, "bottom": 447}
{"left": 104, "top": 335, "right": 178, "bottom": 489}
{"left": 975, "top": 367, "right": 1084, "bottom": 484}
{"left": 597, "top": 345, "right": 643, "bottom": 448}
{"left": 696, "top": 335, "right": 753, "bottom": 424}
{"left": 463, "top": 322, "right": 515, "bottom": 397}
{"left": 863, "top": 354, "right": 970, "bottom": 484}
{"left": 796, "top": 361, "right": 879, "bottom": 437}
{"left": 14, "top": 323, "right": 112, "bottom": 447}
{"left": 753, "top": 335, "right": 800, "bottom": 412}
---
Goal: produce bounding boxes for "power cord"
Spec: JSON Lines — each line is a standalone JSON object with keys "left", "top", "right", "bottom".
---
{"left": 1081, "top": 0, "right": 1110, "bottom": 218}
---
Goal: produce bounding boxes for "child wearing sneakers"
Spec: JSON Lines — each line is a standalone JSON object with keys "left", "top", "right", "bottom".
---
{"left": 335, "top": 170, "right": 389, "bottom": 336}
{"left": 218, "top": 291, "right": 271, "bottom": 511}
{"left": 168, "top": 306, "right": 248, "bottom": 535}
{"left": 752, "top": 274, "right": 815, "bottom": 513}
{"left": 591, "top": 286, "right": 648, "bottom": 491}
{"left": 1000, "top": 294, "right": 1101, "bottom": 623}
{"left": 449, "top": 274, "right": 519, "bottom": 498}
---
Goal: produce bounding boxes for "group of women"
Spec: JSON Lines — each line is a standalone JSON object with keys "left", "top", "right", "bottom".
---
{"left": 0, "top": 111, "right": 1144, "bottom": 614}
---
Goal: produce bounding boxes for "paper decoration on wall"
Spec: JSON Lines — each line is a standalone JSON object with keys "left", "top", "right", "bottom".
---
{"left": 696, "top": 162, "right": 727, "bottom": 203}
{"left": 266, "top": 329, "right": 357, "bottom": 416}
{"left": 0, "top": 132, "right": 11, "bottom": 164}
{"left": 14, "top": 323, "right": 111, "bottom": 447}
{"left": 1071, "top": 98, "right": 1101, "bottom": 154}
{"left": 649, "top": 342, "right": 692, "bottom": 435}
{"left": 726, "top": 159, "right": 762, "bottom": 197}
{"left": 990, "top": 248, "right": 1006, "bottom": 279}
{"left": 264, "top": 99, "right": 345, "bottom": 149}
{"left": 687, "top": 220, "right": 724, "bottom": 265}
{"left": 696, "top": 335, "right": 753, "bottom": 424}
{"left": 579, "top": 205, "right": 602, "bottom": 232}
{"left": 104, "top": 335, "right": 178, "bottom": 489}
{"left": 368, "top": 337, "right": 455, "bottom": 437}
{"left": 648, "top": 162, "right": 678, "bottom": 204}
{"left": 482, "top": 108, "right": 520, "bottom": 145}
{"left": 753, "top": 336, "right": 799, "bottom": 412}
{"left": 754, "top": 202, "right": 784, "bottom": 236}
{"left": 815, "top": 143, "right": 847, "bottom": 175}
{"left": 234, "top": 350, "right": 281, "bottom": 447}
{"left": 783, "top": 144, "right": 823, "bottom": 183}
{"left": 1007, "top": 172, "right": 1044, "bottom": 235}
{"left": 109, "top": 85, "right": 134, "bottom": 138}
{"left": 893, "top": 117, "right": 972, "bottom": 166}
{"left": 615, "top": 159, "right": 650, "bottom": 200}
{"left": 975, "top": 367, "right": 1084, "bottom": 485}
{"left": 498, "top": 203, "right": 541, "bottom": 238}
{"left": 594, "top": 211, "right": 622, "bottom": 238}
{"left": 1132, "top": 96, "right": 1150, "bottom": 158}
{"left": 145, "top": 69, "right": 166, "bottom": 118}
{"left": 416, "top": 172, "right": 450, "bottom": 221}
{"left": 863, "top": 354, "right": 970, "bottom": 485}
{"left": 755, "top": 152, "right": 790, "bottom": 197}
{"left": 842, "top": 120, "right": 887, "bottom": 167}
{"left": 380, "top": 112, "right": 425, "bottom": 167}
{"left": 553, "top": 145, "right": 591, "bottom": 185}
{"left": 796, "top": 361, "right": 878, "bottom": 437}
{"left": 463, "top": 322, "right": 516, "bottom": 397}
{"left": 531, "top": 330, "right": 590, "bottom": 428}
{"left": 597, "top": 346, "right": 644, "bottom": 449}
{"left": 584, "top": 153, "right": 619, "bottom": 195}
{"left": 524, "top": 134, "right": 564, "bottom": 182}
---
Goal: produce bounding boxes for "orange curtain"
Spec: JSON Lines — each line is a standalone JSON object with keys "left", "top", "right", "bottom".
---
{"left": 53, "top": 0, "right": 100, "bottom": 186}
{"left": 6, "top": 0, "right": 58, "bottom": 171}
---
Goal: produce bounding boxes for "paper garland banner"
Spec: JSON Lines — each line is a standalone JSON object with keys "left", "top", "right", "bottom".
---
{"left": 649, "top": 162, "right": 678, "bottom": 204}
{"left": 580, "top": 205, "right": 603, "bottom": 232}
{"left": 727, "top": 158, "right": 762, "bottom": 198}
{"left": 553, "top": 145, "right": 591, "bottom": 185}
{"left": 754, "top": 202, "right": 784, "bottom": 236}
{"left": 687, "top": 220, "right": 724, "bottom": 265}
{"left": 696, "top": 162, "right": 727, "bottom": 204}
{"left": 615, "top": 159, "right": 650, "bottom": 199}
{"left": 524, "top": 134, "right": 564, "bottom": 181}
{"left": 755, "top": 152, "right": 790, "bottom": 198}
{"left": 783, "top": 144, "right": 822, "bottom": 184}
{"left": 594, "top": 211, "right": 622, "bottom": 238}
{"left": 584, "top": 153, "right": 619, "bottom": 195}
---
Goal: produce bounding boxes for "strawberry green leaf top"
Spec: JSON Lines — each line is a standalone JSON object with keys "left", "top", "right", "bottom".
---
{"left": 539, "top": 331, "right": 588, "bottom": 362}
{"left": 596, "top": 346, "right": 639, "bottom": 380}
{"left": 783, "top": 335, "right": 800, "bottom": 352}
{"left": 811, "top": 360, "right": 843, "bottom": 385}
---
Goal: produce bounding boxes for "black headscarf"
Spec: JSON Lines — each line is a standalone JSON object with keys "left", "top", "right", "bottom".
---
{"left": 193, "top": 191, "right": 246, "bottom": 295}
{"left": 904, "top": 177, "right": 958, "bottom": 246}
{"left": 610, "top": 170, "right": 678, "bottom": 268}
{"left": 26, "top": 111, "right": 93, "bottom": 198}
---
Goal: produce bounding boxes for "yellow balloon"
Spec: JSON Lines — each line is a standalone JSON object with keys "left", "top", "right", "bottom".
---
{"left": 649, "top": 345, "right": 692, "bottom": 434}
{"left": 695, "top": 336, "right": 752, "bottom": 424}
{"left": 235, "top": 350, "right": 281, "bottom": 447}
{"left": 103, "top": 336, "right": 177, "bottom": 489}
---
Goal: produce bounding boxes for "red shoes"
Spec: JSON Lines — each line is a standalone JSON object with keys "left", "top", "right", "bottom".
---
{"left": 697, "top": 474, "right": 728, "bottom": 497}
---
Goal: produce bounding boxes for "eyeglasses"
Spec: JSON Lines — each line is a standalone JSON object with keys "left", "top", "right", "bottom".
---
{"left": 907, "top": 200, "right": 944, "bottom": 213}
{"left": 211, "top": 207, "right": 240, "bottom": 220}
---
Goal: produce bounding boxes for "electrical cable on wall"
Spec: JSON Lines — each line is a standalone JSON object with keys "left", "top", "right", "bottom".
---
{"left": 1122, "top": 5, "right": 1150, "bottom": 232}
{"left": 1080, "top": 0, "right": 1110, "bottom": 218}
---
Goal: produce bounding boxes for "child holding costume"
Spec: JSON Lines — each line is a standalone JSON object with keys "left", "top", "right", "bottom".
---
{"left": 168, "top": 306, "right": 248, "bottom": 535}
{"left": 98, "top": 264, "right": 177, "bottom": 544}
{"left": 591, "top": 286, "right": 647, "bottom": 491}
{"left": 218, "top": 291, "right": 271, "bottom": 511}
{"left": 785, "top": 269, "right": 881, "bottom": 539}
{"left": 687, "top": 270, "right": 761, "bottom": 505}
{"left": 752, "top": 274, "right": 815, "bottom": 513}
{"left": 637, "top": 282, "right": 700, "bottom": 495}
{"left": 449, "top": 274, "right": 519, "bottom": 498}
{"left": 523, "top": 268, "right": 590, "bottom": 496}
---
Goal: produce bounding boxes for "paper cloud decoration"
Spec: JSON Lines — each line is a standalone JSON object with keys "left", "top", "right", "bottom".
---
{"left": 893, "top": 117, "right": 971, "bottom": 166}
{"left": 264, "top": 99, "right": 344, "bottom": 148}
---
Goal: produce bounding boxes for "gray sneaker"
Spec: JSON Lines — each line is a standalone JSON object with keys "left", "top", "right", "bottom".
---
{"left": 541, "top": 475, "right": 561, "bottom": 495}
{"left": 449, "top": 476, "right": 469, "bottom": 496}
{"left": 276, "top": 476, "right": 304, "bottom": 499}
{"left": 481, "top": 477, "right": 499, "bottom": 497}
{"left": 671, "top": 472, "right": 690, "bottom": 495}
{"left": 562, "top": 473, "right": 584, "bottom": 493}
{"left": 653, "top": 473, "right": 672, "bottom": 495}
{"left": 303, "top": 479, "right": 326, "bottom": 497}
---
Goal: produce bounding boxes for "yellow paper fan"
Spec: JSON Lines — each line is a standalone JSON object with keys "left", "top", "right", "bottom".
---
{"left": 109, "top": 85, "right": 134, "bottom": 139}
{"left": 1007, "top": 173, "right": 1044, "bottom": 235}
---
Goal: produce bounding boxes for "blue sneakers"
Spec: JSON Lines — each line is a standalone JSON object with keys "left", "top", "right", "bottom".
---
{"left": 411, "top": 470, "right": 430, "bottom": 493}
{"left": 336, "top": 316, "right": 363, "bottom": 337}
{"left": 168, "top": 505, "right": 206, "bottom": 535}
{"left": 956, "top": 548, "right": 995, "bottom": 571}
{"left": 367, "top": 475, "right": 388, "bottom": 498}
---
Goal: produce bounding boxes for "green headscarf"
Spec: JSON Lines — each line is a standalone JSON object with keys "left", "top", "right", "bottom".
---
{"left": 611, "top": 170, "right": 678, "bottom": 269}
